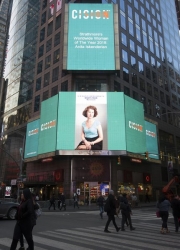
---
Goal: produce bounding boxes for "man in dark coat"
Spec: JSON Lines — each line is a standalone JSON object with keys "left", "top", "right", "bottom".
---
{"left": 49, "top": 194, "right": 56, "bottom": 210}
{"left": 120, "top": 193, "right": 135, "bottom": 231}
{"left": 104, "top": 190, "right": 120, "bottom": 233}
{"left": 10, "top": 188, "right": 35, "bottom": 250}
{"left": 97, "top": 194, "right": 105, "bottom": 219}
{"left": 171, "top": 194, "right": 180, "bottom": 232}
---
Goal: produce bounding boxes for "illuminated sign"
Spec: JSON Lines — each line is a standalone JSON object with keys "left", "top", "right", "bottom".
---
{"left": 24, "top": 119, "right": 40, "bottom": 158}
{"left": 145, "top": 121, "right": 159, "bottom": 159}
{"left": 67, "top": 4, "right": 115, "bottom": 70}
{"left": 25, "top": 92, "right": 158, "bottom": 158}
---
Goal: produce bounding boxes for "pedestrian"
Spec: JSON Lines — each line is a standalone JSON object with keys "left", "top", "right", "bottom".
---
{"left": 97, "top": 194, "right": 105, "bottom": 219}
{"left": 171, "top": 194, "right": 180, "bottom": 232}
{"left": 73, "top": 193, "right": 79, "bottom": 208}
{"left": 145, "top": 191, "right": 150, "bottom": 202}
{"left": 120, "top": 193, "right": 135, "bottom": 231}
{"left": 104, "top": 190, "right": 120, "bottom": 233}
{"left": 156, "top": 194, "right": 171, "bottom": 234}
{"left": 59, "top": 192, "right": 66, "bottom": 211}
{"left": 131, "top": 193, "right": 138, "bottom": 207}
{"left": 85, "top": 194, "right": 89, "bottom": 206}
{"left": 49, "top": 194, "right": 56, "bottom": 210}
{"left": 10, "top": 188, "right": 35, "bottom": 250}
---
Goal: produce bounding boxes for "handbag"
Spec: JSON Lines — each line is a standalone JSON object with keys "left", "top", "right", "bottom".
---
{"left": 156, "top": 210, "right": 160, "bottom": 217}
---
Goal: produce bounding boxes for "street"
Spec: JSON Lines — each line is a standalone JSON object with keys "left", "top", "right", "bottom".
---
{"left": 0, "top": 207, "right": 179, "bottom": 250}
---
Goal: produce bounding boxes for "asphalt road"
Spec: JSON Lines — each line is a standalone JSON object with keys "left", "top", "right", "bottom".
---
{"left": 0, "top": 207, "right": 179, "bottom": 250}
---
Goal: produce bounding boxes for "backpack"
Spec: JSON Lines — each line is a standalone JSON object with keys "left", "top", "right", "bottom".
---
{"left": 104, "top": 198, "right": 111, "bottom": 212}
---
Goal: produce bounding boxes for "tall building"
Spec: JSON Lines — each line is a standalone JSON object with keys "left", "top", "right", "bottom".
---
{"left": 1, "top": 0, "right": 180, "bottom": 201}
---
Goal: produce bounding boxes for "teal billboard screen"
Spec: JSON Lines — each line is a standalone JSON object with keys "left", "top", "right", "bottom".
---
{"left": 145, "top": 121, "right": 159, "bottom": 159}
{"left": 24, "top": 119, "right": 40, "bottom": 158}
{"left": 38, "top": 95, "right": 58, "bottom": 155}
{"left": 67, "top": 4, "right": 115, "bottom": 70}
{"left": 124, "top": 95, "right": 146, "bottom": 154}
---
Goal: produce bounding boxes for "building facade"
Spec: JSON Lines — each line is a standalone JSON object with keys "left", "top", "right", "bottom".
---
{"left": 1, "top": 0, "right": 180, "bottom": 202}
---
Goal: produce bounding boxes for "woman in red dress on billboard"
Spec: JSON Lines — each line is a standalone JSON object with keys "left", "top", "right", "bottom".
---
{"left": 76, "top": 105, "right": 103, "bottom": 150}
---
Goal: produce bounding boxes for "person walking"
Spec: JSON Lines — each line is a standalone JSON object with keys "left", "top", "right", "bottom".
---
{"left": 104, "top": 190, "right": 120, "bottom": 233}
{"left": 97, "top": 194, "right": 105, "bottom": 219}
{"left": 59, "top": 193, "right": 66, "bottom": 211}
{"left": 10, "top": 188, "right": 35, "bottom": 250}
{"left": 171, "top": 194, "right": 180, "bottom": 232}
{"left": 156, "top": 194, "right": 171, "bottom": 234}
{"left": 49, "top": 194, "right": 56, "bottom": 210}
{"left": 120, "top": 193, "right": 135, "bottom": 231}
{"left": 73, "top": 193, "right": 79, "bottom": 208}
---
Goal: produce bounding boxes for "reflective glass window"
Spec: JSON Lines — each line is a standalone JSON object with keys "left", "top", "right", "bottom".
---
{"left": 131, "top": 56, "right": 136, "bottom": 69}
{"left": 52, "top": 67, "right": 59, "bottom": 82}
{"left": 132, "top": 72, "right": 138, "bottom": 87}
{"left": 128, "top": 6, "right": 132, "bottom": 19}
{"left": 122, "top": 49, "right": 128, "bottom": 63}
{"left": 40, "top": 28, "right": 45, "bottom": 42}
{"left": 46, "top": 39, "right": 52, "bottom": 52}
{"left": 142, "top": 19, "right": 146, "bottom": 31}
{"left": 130, "top": 39, "right": 135, "bottom": 52}
{"left": 128, "top": 20, "right": 134, "bottom": 36}
{"left": 37, "top": 61, "right": 43, "bottom": 74}
{"left": 137, "top": 45, "right": 142, "bottom": 58}
{"left": 123, "top": 67, "right": 129, "bottom": 83}
{"left": 41, "top": 11, "right": 46, "bottom": 25}
{"left": 36, "top": 77, "right": 41, "bottom": 91}
{"left": 146, "top": 67, "right": 151, "bottom": 79}
{"left": 43, "top": 90, "right": 49, "bottom": 101}
{"left": 140, "top": 6, "right": 145, "bottom": 16}
{"left": 44, "top": 72, "right": 50, "bottom": 87}
{"left": 146, "top": 1, "right": 150, "bottom": 10}
{"left": 135, "top": 12, "right": 139, "bottom": 25}
{"left": 143, "top": 32, "right": 148, "bottom": 47}
{"left": 136, "top": 26, "right": 141, "bottom": 42}
{"left": 147, "top": 13, "right": 151, "bottom": 22}
{"left": 121, "top": 33, "right": 127, "bottom": 46}
{"left": 134, "top": 0, "right": 138, "bottom": 9}
{"left": 34, "top": 95, "right": 40, "bottom": 112}
{"left": 51, "top": 86, "right": 58, "bottom": 97}
{"left": 54, "top": 32, "right": 60, "bottom": 46}
{"left": 120, "top": 14, "right": 126, "bottom": 30}
{"left": 138, "top": 61, "right": 144, "bottom": 74}
{"left": 45, "top": 55, "right": 51, "bottom": 69}
{"left": 144, "top": 51, "right": 149, "bottom": 63}
{"left": 38, "top": 45, "right": 44, "bottom": 58}
{"left": 53, "top": 49, "right": 60, "bottom": 64}
{"left": 47, "top": 22, "right": 53, "bottom": 36}
{"left": 55, "top": 14, "right": 61, "bottom": 30}
{"left": 120, "top": 0, "right": 125, "bottom": 11}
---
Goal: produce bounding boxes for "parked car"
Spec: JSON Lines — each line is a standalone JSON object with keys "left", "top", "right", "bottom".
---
{"left": 0, "top": 199, "right": 19, "bottom": 220}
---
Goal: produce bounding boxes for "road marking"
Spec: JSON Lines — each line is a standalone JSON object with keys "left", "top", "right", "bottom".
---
{"left": 0, "top": 238, "right": 46, "bottom": 250}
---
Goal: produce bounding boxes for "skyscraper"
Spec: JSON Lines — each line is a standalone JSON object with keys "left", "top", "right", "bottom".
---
{"left": 1, "top": 0, "right": 180, "bottom": 200}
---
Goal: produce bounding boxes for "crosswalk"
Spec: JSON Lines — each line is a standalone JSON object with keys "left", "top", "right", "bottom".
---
{"left": 0, "top": 222, "right": 179, "bottom": 250}
{"left": 43, "top": 209, "right": 173, "bottom": 221}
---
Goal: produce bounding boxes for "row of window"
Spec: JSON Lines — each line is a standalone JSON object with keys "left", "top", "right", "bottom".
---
{"left": 40, "top": 14, "right": 61, "bottom": 42}
{"left": 34, "top": 80, "right": 68, "bottom": 112}
{"left": 39, "top": 32, "right": 60, "bottom": 57}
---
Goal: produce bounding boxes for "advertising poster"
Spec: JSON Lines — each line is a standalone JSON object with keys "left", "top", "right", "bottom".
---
{"left": 124, "top": 95, "right": 146, "bottom": 154}
{"left": 145, "top": 121, "right": 159, "bottom": 159}
{"left": 38, "top": 94, "right": 58, "bottom": 155}
{"left": 67, "top": 4, "right": 115, "bottom": 70}
{"left": 24, "top": 119, "right": 40, "bottom": 158}
{"left": 75, "top": 92, "right": 107, "bottom": 151}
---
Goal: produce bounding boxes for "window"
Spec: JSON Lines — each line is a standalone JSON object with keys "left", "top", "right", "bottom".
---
{"left": 43, "top": 90, "right": 49, "bottom": 101}
{"left": 47, "top": 22, "right": 53, "bottom": 36}
{"left": 36, "top": 77, "right": 41, "bottom": 91}
{"left": 55, "top": 14, "right": 61, "bottom": 30}
{"left": 148, "top": 99, "right": 153, "bottom": 115}
{"left": 114, "top": 80, "right": 121, "bottom": 92}
{"left": 37, "top": 61, "right": 43, "bottom": 74}
{"left": 38, "top": 45, "right": 44, "bottom": 58}
{"left": 123, "top": 67, "right": 129, "bottom": 82}
{"left": 169, "top": 67, "right": 174, "bottom": 79}
{"left": 34, "top": 95, "right": 40, "bottom": 112}
{"left": 142, "top": 19, "right": 146, "bottom": 31}
{"left": 147, "top": 82, "right": 152, "bottom": 95}
{"left": 122, "top": 50, "right": 128, "bottom": 63}
{"left": 130, "top": 39, "right": 135, "bottom": 52}
{"left": 45, "top": 55, "right": 51, "bottom": 69}
{"left": 140, "top": 6, "right": 145, "bottom": 16}
{"left": 132, "top": 72, "right": 138, "bottom": 87}
{"left": 133, "top": 91, "right": 138, "bottom": 101}
{"left": 52, "top": 67, "right": 59, "bottom": 82}
{"left": 44, "top": 72, "right": 50, "bottom": 87}
{"left": 124, "top": 86, "right": 130, "bottom": 96}
{"left": 120, "top": 0, "right": 125, "bottom": 11}
{"left": 40, "top": 28, "right": 45, "bottom": 42}
{"left": 137, "top": 45, "right": 142, "bottom": 58}
{"left": 128, "top": 6, "right": 132, "bottom": 19}
{"left": 54, "top": 32, "right": 60, "bottom": 46}
{"left": 160, "top": 91, "right": 165, "bottom": 103}
{"left": 42, "top": 0, "right": 47, "bottom": 9}
{"left": 61, "top": 80, "right": 68, "bottom": 91}
{"left": 149, "top": 39, "right": 154, "bottom": 53}
{"left": 166, "top": 95, "right": 170, "bottom": 106}
{"left": 144, "top": 51, "right": 149, "bottom": 63}
{"left": 51, "top": 86, "right": 58, "bottom": 96}
{"left": 152, "top": 71, "right": 157, "bottom": 83}
{"left": 41, "top": 11, "right": 46, "bottom": 25}
{"left": 53, "top": 49, "right": 60, "bottom": 64}
{"left": 46, "top": 39, "right": 52, "bottom": 52}
{"left": 140, "top": 78, "right": 145, "bottom": 92}
{"left": 134, "top": 0, "right": 138, "bottom": 10}
{"left": 128, "top": 20, "right": 134, "bottom": 36}
{"left": 146, "top": 67, "right": 151, "bottom": 80}
{"left": 138, "top": 61, "right": 144, "bottom": 74}
{"left": 120, "top": 14, "right": 126, "bottom": 30}
{"left": 154, "top": 87, "right": 159, "bottom": 99}
{"left": 135, "top": 12, "right": 139, "bottom": 25}
{"left": 131, "top": 56, "right": 136, "bottom": 69}
{"left": 121, "top": 33, "right": 127, "bottom": 46}
{"left": 136, "top": 26, "right": 141, "bottom": 42}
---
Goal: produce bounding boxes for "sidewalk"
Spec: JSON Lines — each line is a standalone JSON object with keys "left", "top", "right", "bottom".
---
{"left": 42, "top": 201, "right": 157, "bottom": 212}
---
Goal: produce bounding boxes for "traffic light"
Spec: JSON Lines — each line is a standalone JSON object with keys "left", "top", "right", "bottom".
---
{"left": 145, "top": 151, "right": 149, "bottom": 159}
{"left": 117, "top": 156, "right": 121, "bottom": 165}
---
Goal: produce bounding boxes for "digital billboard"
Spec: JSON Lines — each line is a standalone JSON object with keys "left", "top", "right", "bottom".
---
{"left": 67, "top": 4, "right": 115, "bottom": 70}
{"left": 24, "top": 119, "right": 40, "bottom": 158}
{"left": 145, "top": 121, "right": 159, "bottom": 159}
{"left": 25, "top": 92, "right": 158, "bottom": 158}
{"left": 38, "top": 95, "right": 58, "bottom": 155}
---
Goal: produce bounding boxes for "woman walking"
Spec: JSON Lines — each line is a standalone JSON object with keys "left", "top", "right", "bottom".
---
{"left": 156, "top": 194, "right": 171, "bottom": 234}
{"left": 10, "top": 188, "right": 35, "bottom": 250}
